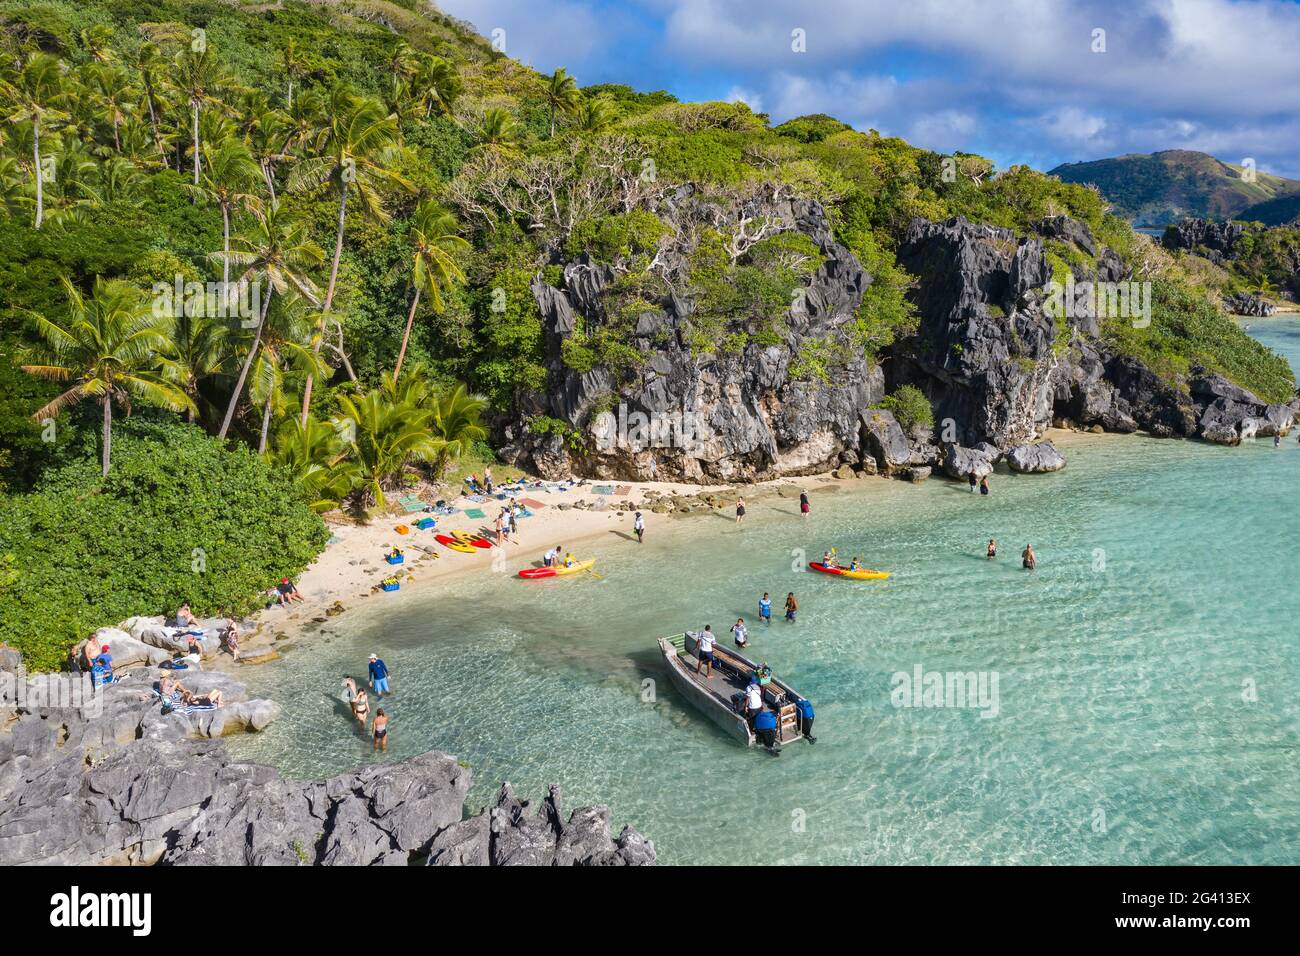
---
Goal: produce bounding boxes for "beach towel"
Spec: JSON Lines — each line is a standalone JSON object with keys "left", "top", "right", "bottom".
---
{"left": 591, "top": 484, "right": 615, "bottom": 496}
{"left": 614, "top": 485, "right": 632, "bottom": 496}
{"left": 464, "top": 507, "right": 487, "bottom": 520}
{"left": 519, "top": 498, "right": 546, "bottom": 510}
{"left": 398, "top": 494, "right": 428, "bottom": 513}
{"left": 161, "top": 700, "right": 218, "bottom": 716}
{"left": 465, "top": 494, "right": 487, "bottom": 503}
{"left": 515, "top": 507, "right": 534, "bottom": 518}
{"left": 433, "top": 505, "right": 458, "bottom": 515}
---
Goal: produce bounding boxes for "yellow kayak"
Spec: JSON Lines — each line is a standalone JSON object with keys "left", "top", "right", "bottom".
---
{"left": 518, "top": 560, "right": 595, "bottom": 579}
{"left": 810, "top": 562, "right": 890, "bottom": 580}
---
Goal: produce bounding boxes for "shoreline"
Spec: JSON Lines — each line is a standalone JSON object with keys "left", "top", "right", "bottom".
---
{"left": 220, "top": 427, "right": 1097, "bottom": 671}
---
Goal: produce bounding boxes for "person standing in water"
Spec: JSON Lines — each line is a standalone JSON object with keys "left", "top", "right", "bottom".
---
{"left": 968, "top": 472, "right": 978, "bottom": 492}
{"left": 633, "top": 511, "right": 644, "bottom": 543}
{"left": 987, "top": 539, "right": 997, "bottom": 559}
{"left": 735, "top": 497, "right": 746, "bottom": 526}
{"left": 1022, "top": 544, "right": 1036, "bottom": 570}
{"left": 731, "top": 618, "right": 748, "bottom": 648}
{"left": 372, "top": 709, "right": 389, "bottom": 751}
{"left": 368, "top": 653, "right": 391, "bottom": 697}
{"left": 759, "top": 592, "right": 772, "bottom": 625}
{"left": 980, "top": 476, "right": 990, "bottom": 496}
{"left": 799, "top": 491, "right": 810, "bottom": 521}
{"left": 785, "top": 593, "right": 798, "bottom": 623}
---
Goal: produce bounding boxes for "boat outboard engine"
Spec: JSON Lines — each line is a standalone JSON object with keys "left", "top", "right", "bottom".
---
{"left": 796, "top": 698, "right": 816, "bottom": 743}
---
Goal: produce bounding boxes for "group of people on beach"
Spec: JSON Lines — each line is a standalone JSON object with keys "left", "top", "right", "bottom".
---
{"left": 342, "top": 653, "right": 391, "bottom": 750}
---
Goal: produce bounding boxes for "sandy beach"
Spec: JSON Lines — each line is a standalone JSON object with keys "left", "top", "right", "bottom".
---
{"left": 223, "top": 427, "right": 1091, "bottom": 664}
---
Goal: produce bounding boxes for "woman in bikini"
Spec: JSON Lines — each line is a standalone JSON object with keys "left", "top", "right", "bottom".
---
{"left": 372, "top": 709, "right": 389, "bottom": 751}
{"left": 352, "top": 688, "right": 370, "bottom": 730}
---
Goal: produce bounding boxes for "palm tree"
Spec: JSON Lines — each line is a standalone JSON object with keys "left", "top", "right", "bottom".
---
{"left": 18, "top": 277, "right": 193, "bottom": 476}
{"left": 475, "top": 106, "right": 522, "bottom": 155}
{"left": 265, "top": 414, "right": 359, "bottom": 512}
{"left": 281, "top": 37, "right": 307, "bottom": 109}
{"left": 85, "top": 63, "right": 134, "bottom": 152}
{"left": 333, "top": 389, "right": 437, "bottom": 509}
{"left": 543, "top": 67, "right": 580, "bottom": 137}
{"left": 168, "top": 44, "right": 226, "bottom": 186}
{"left": 133, "top": 41, "right": 170, "bottom": 167}
{"left": 248, "top": 297, "right": 326, "bottom": 453}
{"left": 414, "top": 55, "right": 460, "bottom": 118}
{"left": 394, "top": 203, "right": 468, "bottom": 382}
{"left": 240, "top": 91, "right": 288, "bottom": 199}
{"left": 288, "top": 85, "right": 411, "bottom": 422}
{"left": 187, "top": 136, "right": 262, "bottom": 294}
{"left": 79, "top": 25, "right": 117, "bottom": 64}
{"left": 428, "top": 381, "right": 488, "bottom": 478}
{"left": 162, "top": 308, "right": 229, "bottom": 424}
{"left": 380, "top": 366, "right": 486, "bottom": 479}
{"left": 217, "top": 202, "right": 323, "bottom": 439}
{"left": 574, "top": 96, "right": 616, "bottom": 134}
{"left": 2, "top": 52, "right": 69, "bottom": 229}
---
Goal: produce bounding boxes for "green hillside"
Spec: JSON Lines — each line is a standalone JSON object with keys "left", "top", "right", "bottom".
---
{"left": 1050, "top": 149, "right": 1300, "bottom": 225}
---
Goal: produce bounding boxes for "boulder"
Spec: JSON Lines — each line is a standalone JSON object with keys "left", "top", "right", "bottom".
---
{"left": 1005, "top": 441, "right": 1067, "bottom": 473}
{"left": 861, "top": 409, "right": 912, "bottom": 474}
{"left": 1222, "top": 291, "right": 1276, "bottom": 317}
{"left": 941, "top": 442, "right": 1000, "bottom": 480}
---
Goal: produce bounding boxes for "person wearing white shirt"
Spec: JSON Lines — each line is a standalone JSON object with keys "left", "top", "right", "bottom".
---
{"left": 694, "top": 625, "right": 716, "bottom": 677}
{"left": 731, "top": 618, "right": 748, "bottom": 647}
{"left": 745, "top": 681, "right": 763, "bottom": 720}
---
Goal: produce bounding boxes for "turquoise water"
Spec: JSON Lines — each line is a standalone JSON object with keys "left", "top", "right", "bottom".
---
{"left": 231, "top": 318, "right": 1300, "bottom": 865}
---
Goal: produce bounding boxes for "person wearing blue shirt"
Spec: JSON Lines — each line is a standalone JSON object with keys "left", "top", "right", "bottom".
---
{"left": 368, "top": 654, "right": 391, "bottom": 697}
{"left": 753, "top": 708, "right": 778, "bottom": 752}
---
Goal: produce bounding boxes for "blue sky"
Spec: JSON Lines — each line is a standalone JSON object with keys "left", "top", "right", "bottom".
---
{"left": 439, "top": 0, "right": 1300, "bottom": 179}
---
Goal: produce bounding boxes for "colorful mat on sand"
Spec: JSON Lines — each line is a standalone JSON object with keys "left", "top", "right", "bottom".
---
{"left": 591, "top": 485, "right": 615, "bottom": 496}
{"left": 519, "top": 498, "right": 547, "bottom": 510}
{"left": 464, "top": 508, "right": 487, "bottom": 519}
{"left": 397, "top": 495, "right": 428, "bottom": 513}
{"left": 613, "top": 485, "right": 632, "bottom": 496}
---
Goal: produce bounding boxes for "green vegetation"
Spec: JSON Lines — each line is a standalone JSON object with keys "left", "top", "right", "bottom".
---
{"left": 876, "top": 385, "right": 934, "bottom": 431}
{"left": 1103, "top": 279, "right": 1295, "bottom": 404}
{"left": 0, "top": 418, "right": 328, "bottom": 670}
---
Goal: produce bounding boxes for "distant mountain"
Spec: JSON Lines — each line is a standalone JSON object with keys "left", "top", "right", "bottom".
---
{"left": 1049, "top": 149, "right": 1300, "bottom": 226}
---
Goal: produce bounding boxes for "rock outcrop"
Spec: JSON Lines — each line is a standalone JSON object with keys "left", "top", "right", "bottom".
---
{"left": 506, "top": 185, "right": 884, "bottom": 483}
{"left": 1006, "top": 441, "right": 1067, "bottom": 473}
{"left": 1161, "top": 218, "right": 1247, "bottom": 263}
{"left": 0, "top": 651, "right": 654, "bottom": 866}
{"left": 505, "top": 199, "right": 1292, "bottom": 483}
{"left": 1222, "top": 291, "right": 1276, "bottom": 316}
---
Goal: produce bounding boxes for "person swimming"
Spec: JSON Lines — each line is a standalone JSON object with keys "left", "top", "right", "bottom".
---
{"left": 987, "top": 539, "right": 997, "bottom": 559}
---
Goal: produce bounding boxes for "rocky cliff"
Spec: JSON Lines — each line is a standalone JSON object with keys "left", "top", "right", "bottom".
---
{"left": 0, "top": 645, "right": 654, "bottom": 866}
{"left": 504, "top": 201, "right": 1296, "bottom": 482}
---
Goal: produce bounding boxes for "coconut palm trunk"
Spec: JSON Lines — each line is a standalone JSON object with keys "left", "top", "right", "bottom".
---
{"left": 300, "top": 180, "right": 348, "bottom": 423}
{"left": 259, "top": 395, "right": 274, "bottom": 454}
{"left": 393, "top": 287, "right": 421, "bottom": 383}
{"left": 218, "top": 287, "right": 273, "bottom": 439}
{"left": 192, "top": 101, "right": 201, "bottom": 186}
{"left": 33, "top": 118, "right": 43, "bottom": 229}
{"left": 101, "top": 394, "right": 112, "bottom": 477}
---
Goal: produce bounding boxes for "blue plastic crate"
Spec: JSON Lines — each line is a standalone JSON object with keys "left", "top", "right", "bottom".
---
{"left": 381, "top": 582, "right": 400, "bottom": 592}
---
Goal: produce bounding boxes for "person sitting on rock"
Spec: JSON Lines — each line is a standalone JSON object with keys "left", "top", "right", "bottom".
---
{"left": 223, "top": 619, "right": 240, "bottom": 662}
{"left": 158, "top": 673, "right": 190, "bottom": 702}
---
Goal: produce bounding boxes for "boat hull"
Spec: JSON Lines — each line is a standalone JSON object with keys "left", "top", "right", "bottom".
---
{"left": 658, "top": 637, "right": 754, "bottom": 745}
